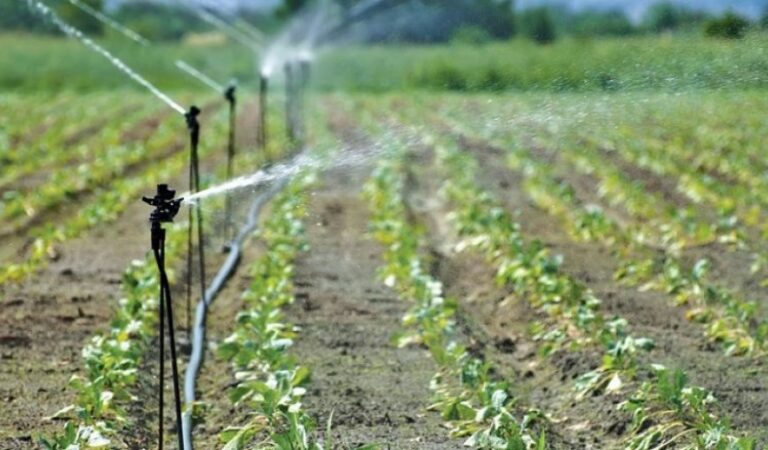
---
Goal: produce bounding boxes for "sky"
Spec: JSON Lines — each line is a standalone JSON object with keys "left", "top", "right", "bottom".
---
{"left": 517, "top": 0, "right": 766, "bottom": 21}
{"left": 107, "top": 0, "right": 767, "bottom": 19}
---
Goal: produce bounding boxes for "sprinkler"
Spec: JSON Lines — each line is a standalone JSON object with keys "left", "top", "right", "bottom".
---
{"left": 297, "top": 59, "right": 311, "bottom": 145}
{"left": 174, "top": 61, "right": 239, "bottom": 248}
{"left": 224, "top": 83, "right": 237, "bottom": 244}
{"left": 185, "top": 106, "right": 207, "bottom": 333}
{"left": 284, "top": 62, "right": 296, "bottom": 146}
{"left": 142, "top": 184, "right": 185, "bottom": 450}
{"left": 259, "top": 74, "right": 269, "bottom": 157}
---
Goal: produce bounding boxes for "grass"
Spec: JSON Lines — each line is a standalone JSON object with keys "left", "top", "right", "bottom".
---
{"left": 3, "top": 32, "right": 768, "bottom": 94}
{"left": 313, "top": 33, "right": 768, "bottom": 92}
{"left": 0, "top": 33, "right": 255, "bottom": 93}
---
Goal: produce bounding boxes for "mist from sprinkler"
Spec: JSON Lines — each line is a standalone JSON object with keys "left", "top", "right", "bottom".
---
{"left": 183, "top": 137, "right": 396, "bottom": 205}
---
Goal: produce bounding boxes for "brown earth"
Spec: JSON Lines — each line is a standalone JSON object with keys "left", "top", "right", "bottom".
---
{"left": 0, "top": 99, "right": 227, "bottom": 449}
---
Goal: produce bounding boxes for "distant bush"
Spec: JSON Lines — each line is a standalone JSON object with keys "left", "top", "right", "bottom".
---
{"left": 451, "top": 25, "right": 492, "bottom": 45}
{"left": 642, "top": 1, "right": 709, "bottom": 33}
{"left": 519, "top": 7, "right": 556, "bottom": 45}
{"left": 569, "top": 10, "right": 635, "bottom": 37}
{"left": 113, "top": 2, "right": 206, "bottom": 41}
{"left": 704, "top": 13, "right": 750, "bottom": 39}
{"left": 426, "top": 64, "right": 469, "bottom": 91}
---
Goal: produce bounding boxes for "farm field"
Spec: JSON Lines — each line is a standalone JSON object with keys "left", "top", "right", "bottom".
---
{"left": 2, "top": 84, "right": 768, "bottom": 449}
{"left": 4, "top": 3, "right": 768, "bottom": 449}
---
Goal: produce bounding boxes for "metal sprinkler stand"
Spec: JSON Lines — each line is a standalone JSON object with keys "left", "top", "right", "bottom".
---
{"left": 284, "top": 62, "right": 296, "bottom": 146}
{"left": 143, "top": 184, "right": 185, "bottom": 450}
{"left": 224, "top": 84, "right": 237, "bottom": 245}
{"left": 297, "top": 60, "right": 311, "bottom": 146}
{"left": 185, "top": 106, "right": 207, "bottom": 333}
{"left": 258, "top": 74, "right": 269, "bottom": 157}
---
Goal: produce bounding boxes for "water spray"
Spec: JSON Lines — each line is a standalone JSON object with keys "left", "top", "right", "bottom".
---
{"left": 142, "top": 184, "right": 185, "bottom": 450}
{"left": 66, "top": 0, "right": 150, "bottom": 46}
{"left": 27, "top": 0, "right": 185, "bottom": 116}
{"left": 175, "top": 60, "right": 224, "bottom": 93}
{"left": 185, "top": 107, "right": 207, "bottom": 333}
{"left": 234, "top": 18, "right": 266, "bottom": 43}
{"left": 183, "top": 3, "right": 261, "bottom": 51}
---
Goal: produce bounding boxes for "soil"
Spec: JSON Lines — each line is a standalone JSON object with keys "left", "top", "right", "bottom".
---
{"left": 449, "top": 126, "right": 768, "bottom": 446}
{"left": 283, "top": 163, "right": 461, "bottom": 449}
{"left": 0, "top": 100, "right": 225, "bottom": 449}
{"left": 3, "top": 91, "right": 768, "bottom": 450}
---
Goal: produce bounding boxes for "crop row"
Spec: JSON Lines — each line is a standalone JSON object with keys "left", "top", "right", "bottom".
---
{"left": 433, "top": 105, "right": 768, "bottom": 359}
{"left": 39, "top": 221, "right": 188, "bottom": 449}
{"left": 362, "top": 131, "right": 547, "bottom": 448}
{"left": 0, "top": 102, "right": 223, "bottom": 286}
{"left": 0, "top": 100, "right": 157, "bottom": 192}
{"left": 346, "top": 94, "right": 756, "bottom": 449}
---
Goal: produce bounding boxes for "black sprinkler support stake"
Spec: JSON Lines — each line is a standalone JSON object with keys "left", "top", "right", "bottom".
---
{"left": 185, "top": 106, "right": 207, "bottom": 335}
{"left": 284, "top": 63, "right": 296, "bottom": 146}
{"left": 296, "top": 60, "right": 310, "bottom": 147}
{"left": 224, "top": 84, "right": 237, "bottom": 245}
{"left": 143, "top": 184, "right": 185, "bottom": 450}
{"left": 259, "top": 75, "right": 269, "bottom": 158}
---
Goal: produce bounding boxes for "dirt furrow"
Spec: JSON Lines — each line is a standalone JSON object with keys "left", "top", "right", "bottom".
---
{"left": 455, "top": 134, "right": 768, "bottom": 444}
{"left": 283, "top": 157, "right": 460, "bottom": 448}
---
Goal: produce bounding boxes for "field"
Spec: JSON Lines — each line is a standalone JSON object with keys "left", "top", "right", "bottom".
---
{"left": 2, "top": 31, "right": 768, "bottom": 450}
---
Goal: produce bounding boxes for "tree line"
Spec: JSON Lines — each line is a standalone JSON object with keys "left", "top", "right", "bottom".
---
{"left": 1, "top": 0, "right": 762, "bottom": 43}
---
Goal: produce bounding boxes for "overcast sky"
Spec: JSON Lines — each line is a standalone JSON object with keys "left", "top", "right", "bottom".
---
{"left": 517, "top": 0, "right": 766, "bottom": 21}
{"left": 108, "top": 0, "right": 767, "bottom": 20}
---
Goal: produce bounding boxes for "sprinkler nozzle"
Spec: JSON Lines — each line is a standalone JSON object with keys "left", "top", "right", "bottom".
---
{"left": 224, "top": 85, "right": 236, "bottom": 104}
{"left": 143, "top": 184, "right": 183, "bottom": 225}
{"left": 185, "top": 106, "right": 201, "bottom": 132}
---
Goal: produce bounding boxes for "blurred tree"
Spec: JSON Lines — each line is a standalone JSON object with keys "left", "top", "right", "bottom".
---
{"left": 569, "top": 10, "right": 634, "bottom": 37}
{"left": 0, "top": 2, "right": 45, "bottom": 32}
{"left": 56, "top": 0, "right": 104, "bottom": 35}
{"left": 643, "top": 1, "right": 708, "bottom": 33}
{"left": 644, "top": 2, "right": 680, "bottom": 32}
{"left": 113, "top": 2, "right": 205, "bottom": 41}
{"left": 759, "top": 6, "right": 768, "bottom": 29}
{"left": 277, "top": 0, "right": 310, "bottom": 19}
{"left": 704, "top": 12, "right": 750, "bottom": 39}
{"left": 322, "top": 0, "right": 515, "bottom": 44}
{"left": 520, "top": 7, "right": 556, "bottom": 44}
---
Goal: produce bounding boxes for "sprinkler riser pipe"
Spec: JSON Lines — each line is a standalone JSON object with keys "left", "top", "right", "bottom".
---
{"left": 143, "top": 184, "right": 185, "bottom": 450}
{"left": 259, "top": 75, "right": 268, "bottom": 154}
{"left": 225, "top": 87, "right": 237, "bottom": 242}
{"left": 284, "top": 63, "right": 296, "bottom": 144}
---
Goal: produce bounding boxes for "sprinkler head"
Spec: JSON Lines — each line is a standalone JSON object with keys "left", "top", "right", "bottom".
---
{"left": 185, "top": 106, "right": 201, "bottom": 131}
{"left": 143, "top": 184, "right": 183, "bottom": 224}
{"left": 224, "top": 85, "right": 236, "bottom": 103}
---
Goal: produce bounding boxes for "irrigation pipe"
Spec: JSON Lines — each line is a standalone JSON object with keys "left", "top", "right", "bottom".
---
{"left": 181, "top": 176, "right": 291, "bottom": 450}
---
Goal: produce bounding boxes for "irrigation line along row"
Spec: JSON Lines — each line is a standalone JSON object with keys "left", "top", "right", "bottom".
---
{"left": 181, "top": 176, "right": 292, "bottom": 450}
